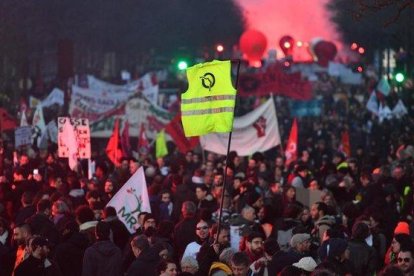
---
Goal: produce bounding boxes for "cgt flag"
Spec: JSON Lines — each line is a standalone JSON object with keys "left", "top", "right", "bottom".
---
{"left": 181, "top": 60, "right": 237, "bottom": 137}
{"left": 121, "top": 119, "right": 131, "bottom": 158}
{"left": 339, "top": 129, "right": 351, "bottom": 157}
{"left": 200, "top": 97, "right": 280, "bottom": 156}
{"left": 106, "top": 166, "right": 151, "bottom": 233}
{"left": 285, "top": 118, "right": 298, "bottom": 167}
{"left": 106, "top": 119, "right": 122, "bottom": 166}
{"left": 0, "top": 108, "right": 17, "bottom": 131}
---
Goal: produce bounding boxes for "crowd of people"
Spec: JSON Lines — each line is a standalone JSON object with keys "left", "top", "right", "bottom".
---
{"left": 0, "top": 67, "right": 414, "bottom": 276}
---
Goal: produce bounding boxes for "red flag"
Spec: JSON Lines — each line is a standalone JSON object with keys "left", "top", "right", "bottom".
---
{"left": 165, "top": 113, "right": 199, "bottom": 154}
{"left": 121, "top": 119, "right": 131, "bottom": 158}
{"left": 138, "top": 123, "right": 150, "bottom": 155}
{"left": 0, "top": 108, "right": 17, "bottom": 131}
{"left": 106, "top": 119, "right": 122, "bottom": 166}
{"left": 284, "top": 118, "right": 298, "bottom": 167}
{"left": 340, "top": 129, "right": 351, "bottom": 157}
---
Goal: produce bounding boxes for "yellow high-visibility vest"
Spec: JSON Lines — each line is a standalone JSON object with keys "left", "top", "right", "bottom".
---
{"left": 181, "top": 60, "right": 237, "bottom": 137}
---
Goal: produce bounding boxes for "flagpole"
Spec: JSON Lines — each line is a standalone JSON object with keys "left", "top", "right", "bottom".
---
{"left": 269, "top": 93, "right": 287, "bottom": 162}
{"left": 215, "top": 59, "right": 241, "bottom": 243}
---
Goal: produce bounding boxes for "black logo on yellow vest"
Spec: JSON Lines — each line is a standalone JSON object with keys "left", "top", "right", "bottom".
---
{"left": 200, "top": 73, "right": 215, "bottom": 91}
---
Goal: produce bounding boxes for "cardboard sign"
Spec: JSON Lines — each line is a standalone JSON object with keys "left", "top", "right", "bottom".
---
{"left": 15, "top": 127, "right": 32, "bottom": 148}
{"left": 58, "top": 117, "right": 91, "bottom": 159}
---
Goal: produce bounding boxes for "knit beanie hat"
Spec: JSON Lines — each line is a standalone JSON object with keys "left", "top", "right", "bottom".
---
{"left": 394, "top": 221, "right": 410, "bottom": 235}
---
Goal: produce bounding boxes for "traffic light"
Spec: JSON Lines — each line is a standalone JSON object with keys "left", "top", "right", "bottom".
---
{"left": 350, "top": 63, "right": 364, "bottom": 73}
{"left": 177, "top": 60, "right": 188, "bottom": 71}
{"left": 395, "top": 72, "right": 405, "bottom": 84}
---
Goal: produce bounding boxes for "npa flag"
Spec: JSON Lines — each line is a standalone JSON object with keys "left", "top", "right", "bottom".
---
{"left": 106, "top": 119, "right": 122, "bottom": 166}
{"left": 0, "top": 108, "right": 17, "bottom": 131}
{"left": 121, "top": 119, "right": 131, "bottom": 158}
{"left": 60, "top": 119, "right": 78, "bottom": 170}
{"left": 106, "top": 166, "right": 151, "bottom": 233}
{"left": 285, "top": 118, "right": 298, "bottom": 167}
{"left": 165, "top": 113, "right": 199, "bottom": 154}
{"left": 339, "top": 130, "right": 351, "bottom": 157}
{"left": 200, "top": 98, "right": 281, "bottom": 156}
{"left": 155, "top": 130, "right": 168, "bottom": 158}
{"left": 137, "top": 123, "right": 150, "bottom": 155}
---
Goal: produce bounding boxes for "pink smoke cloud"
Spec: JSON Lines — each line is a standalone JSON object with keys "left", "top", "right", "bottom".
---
{"left": 237, "top": 0, "right": 342, "bottom": 59}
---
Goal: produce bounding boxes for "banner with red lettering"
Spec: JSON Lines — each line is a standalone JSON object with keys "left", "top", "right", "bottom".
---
{"left": 238, "top": 64, "right": 313, "bottom": 100}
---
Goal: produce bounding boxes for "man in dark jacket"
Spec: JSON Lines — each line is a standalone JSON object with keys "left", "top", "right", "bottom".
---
{"left": 197, "top": 224, "right": 231, "bottom": 276}
{"left": 54, "top": 221, "right": 89, "bottom": 276}
{"left": 268, "top": 233, "right": 311, "bottom": 275}
{"left": 173, "top": 201, "right": 198, "bottom": 259}
{"left": 347, "top": 221, "right": 378, "bottom": 275}
{"left": 126, "top": 235, "right": 159, "bottom": 276}
{"left": 14, "top": 191, "right": 36, "bottom": 225}
{"left": 102, "top": 206, "right": 130, "bottom": 251}
{"left": 82, "top": 221, "right": 123, "bottom": 276}
{"left": 26, "top": 199, "right": 60, "bottom": 248}
{"left": 14, "top": 236, "right": 62, "bottom": 276}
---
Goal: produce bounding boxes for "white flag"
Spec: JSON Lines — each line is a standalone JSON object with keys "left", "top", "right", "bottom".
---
{"left": 60, "top": 119, "right": 78, "bottom": 170}
{"left": 378, "top": 104, "right": 392, "bottom": 123}
{"left": 46, "top": 120, "right": 58, "bottom": 143}
{"left": 20, "top": 111, "right": 28, "bottom": 127}
{"left": 106, "top": 167, "right": 151, "bottom": 233}
{"left": 392, "top": 99, "right": 408, "bottom": 119}
{"left": 200, "top": 98, "right": 281, "bottom": 156}
{"left": 42, "top": 88, "right": 65, "bottom": 108}
{"left": 29, "top": 96, "right": 41, "bottom": 108}
{"left": 366, "top": 91, "right": 379, "bottom": 115}
{"left": 88, "top": 159, "right": 96, "bottom": 180}
{"left": 32, "top": 105, "right": 46, "bottom": 147}
{"left": 377, "top": 76, "right": 391, "bottom": 96}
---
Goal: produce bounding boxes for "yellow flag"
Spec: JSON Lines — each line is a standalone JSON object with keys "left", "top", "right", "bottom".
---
{"left": 181, "top": 60, "right": 236, "bottom": 137}
{"left": 156, "top": 130, "right": 168, "bottom": 158}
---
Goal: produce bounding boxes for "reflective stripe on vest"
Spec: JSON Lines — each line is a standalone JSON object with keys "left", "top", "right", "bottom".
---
{"left": 181, "top": 94, "right": 236, "bottom": 104}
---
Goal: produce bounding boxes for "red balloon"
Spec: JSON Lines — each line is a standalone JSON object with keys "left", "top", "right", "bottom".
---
{"left": 239, "top": 30, "right": 267, "bottom": 63}
{"left": 279, "top": 35, "right": 295, "bottom": 56}
{"left": 314, "top": 41, "right": 337, "bottom": 67}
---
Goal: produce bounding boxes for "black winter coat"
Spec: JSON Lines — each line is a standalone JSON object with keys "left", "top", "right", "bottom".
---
{"left": 125, "top": 248, "right": 159, "bottom": 276}
{"left": 82, "top": 240, "right": 123, "bottom": 276}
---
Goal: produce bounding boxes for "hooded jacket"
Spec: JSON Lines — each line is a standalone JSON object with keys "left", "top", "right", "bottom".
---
{"left": 82, "top": 240, "right": 123, "bottom": 276}
{"left": 54, "top": 232, "right": 89, "bottom": 276}
{"left": 126, "top": 248, "right": 159, "bottom": 276}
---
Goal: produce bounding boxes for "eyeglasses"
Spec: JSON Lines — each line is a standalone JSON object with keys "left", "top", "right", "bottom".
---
{"left": 196, "top": 226, "right": 208, "bottom": 230}
{"left": 398, "top": 257, "right": 412, "bottom": 263}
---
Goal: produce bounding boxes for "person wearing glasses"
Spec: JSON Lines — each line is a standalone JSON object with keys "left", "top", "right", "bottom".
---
{"left": 243, "top": 232, "right": 264, "bottom": 263}
{"left": 397, "top": 246, "right": 414, "bottom": 276}
{"left": 182, "top": 220, "right": 210, "bottom": 261}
